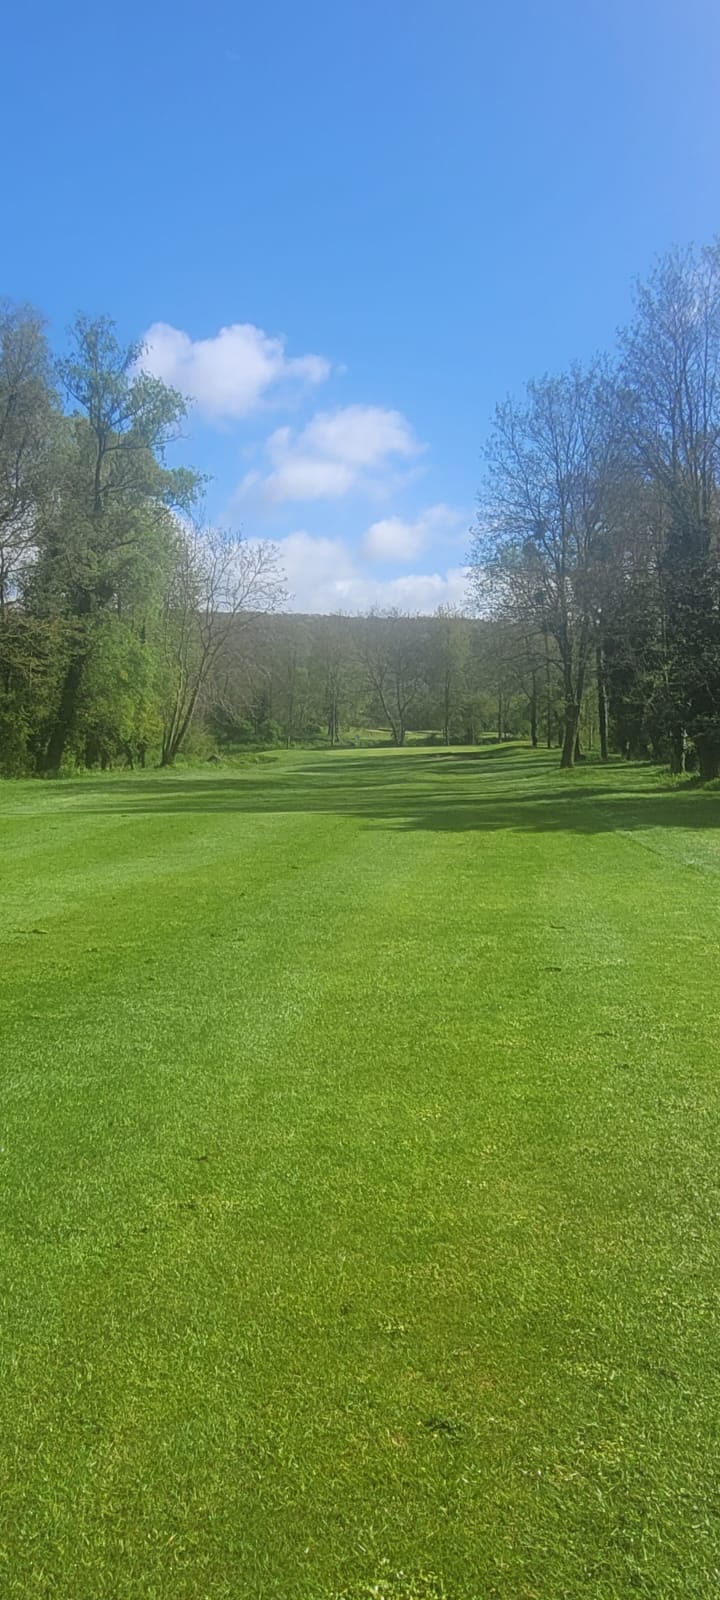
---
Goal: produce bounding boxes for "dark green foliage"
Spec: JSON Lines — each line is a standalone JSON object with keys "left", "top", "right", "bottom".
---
{"left": 0, "top": 611, "right": 64, "bottom": 774}
{"left": 34, "top": 315, "right": 195, "bottom": 774}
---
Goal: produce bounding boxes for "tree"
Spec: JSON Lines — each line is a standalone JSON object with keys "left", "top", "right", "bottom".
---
{"left": 474, "top": 362, "right": 620, "bottom": 767}
{"left": 76, "top": 614, "right": 161, "bottom": 769}
{"left": 0, "top": 610, "right": 62, "bottom": 775}
{"left": 32, "top": 315, "right": 195, "bottom": 775}
{"left": 430, "top": 606, "right": 470, "bottom": 744}
{"left": 270, "top": 621, "right": 315, "bottom": 748}
{"left": 620, "top": 243, "right": 720, "bottom": 776}
{"left": 586, "top": 473, "right": 665, "bottom": 761}
{"left": 0, "top": 302, "right": 55, "bottom": 619}
{"left": 159, "top": 521, "right": 285, "bottom": 765}
{"left": 0, "top": 304, "right": 58, "bottom": 774}
{"left": 504, "top": 627, "right": 549, "bottom": 749}
{"left": 310, "top": 615, "right": 357, "bottom": 747}
{"left": 357, "top": 610, "right": 427, "bottom": 746}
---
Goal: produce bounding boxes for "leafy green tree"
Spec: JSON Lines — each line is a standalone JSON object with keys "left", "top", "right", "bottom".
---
{"left": 0, "top": 302, "right": 55, "bottom": 618}
{"left": 75, "top": 614, "right": 161, "bottom": 768}
{"left": 0, "top": 611, "right": 63, "bottom": 775}
{"left": 0, "top": 304, "right": 58, "bottom": 772}
{"left": 31, "top": 315, "right": 195, "bottom": 774}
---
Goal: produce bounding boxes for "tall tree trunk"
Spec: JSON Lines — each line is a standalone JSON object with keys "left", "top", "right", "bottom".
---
{"left": 597, "top": 642, "right": 609, "bottom": 761}
{"left": 161, "top": 679, "right": 203, "bottom": 766}
{"left": 443, "top": 676, "right": 451, "bottom": 745}
{"left": 43, "top": 653, "right": 85, "bottom": 776}
{"left": 669, "top": 725, "right": 687, "bottom": 774}
{"left": 698, "top": 740, "right": 720, "bottom": 781}
{"left": 544, "top": 638, "right": 553, "bottom": 747}
{"left": 529, "top": 671, "right": 538, "bottom": 748}
{"left": 560, "top": 701, "right": 579, "bottom": 769}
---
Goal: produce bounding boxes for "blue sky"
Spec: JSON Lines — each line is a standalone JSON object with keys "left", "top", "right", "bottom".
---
{"left": 3, "top": 0, "right": 720, "bottom": 610}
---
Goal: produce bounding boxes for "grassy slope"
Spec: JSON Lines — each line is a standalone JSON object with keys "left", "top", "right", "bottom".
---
{"left": 1, "top": 747, "right": 719, "bottom": 1600}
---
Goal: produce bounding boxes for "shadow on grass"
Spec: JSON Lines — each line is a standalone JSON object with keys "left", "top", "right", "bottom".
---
{"left": 57, "top": 747, "right": 720, "bottom": 837}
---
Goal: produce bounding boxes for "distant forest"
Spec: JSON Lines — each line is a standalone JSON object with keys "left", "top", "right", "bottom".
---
{"left": 3, "top": 239, "right": 720, "bottom": 775}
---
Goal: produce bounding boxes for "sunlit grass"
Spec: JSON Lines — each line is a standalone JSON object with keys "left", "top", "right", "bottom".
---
{"left": 1, "top": 746, "right": 719, "bottom": 1598}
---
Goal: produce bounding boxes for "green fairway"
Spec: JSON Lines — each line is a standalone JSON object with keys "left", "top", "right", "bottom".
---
{"left": 2, "top": 746, "right": 720, "bottom": 1599}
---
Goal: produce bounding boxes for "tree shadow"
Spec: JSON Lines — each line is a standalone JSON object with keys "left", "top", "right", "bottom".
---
{"left": 427, "top": 744, "right": 555, "bottom": 762}
{"left": 55, "top": 748, "right": 720, "bottom": 838}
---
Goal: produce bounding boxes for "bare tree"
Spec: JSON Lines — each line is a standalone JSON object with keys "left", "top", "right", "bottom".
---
{"left": 311, "top": 614, "right": 355, "bottom": 747}
{"left": 503, "top": 627, "right": 550, "bottom": 749}
{"left": 276, "top": 623, "right": 312, "bottom": 748}
{"left": 357, "top": 609, "right": 426, "bottom": 746}
{"left": 431, "top": 605, "right": 470, "bottom": 745}
{"left": 474, "top": 362, "right": 620, "bottom": 767}
{"left": 160, "top": 522, "right": 285, "bottom": 765}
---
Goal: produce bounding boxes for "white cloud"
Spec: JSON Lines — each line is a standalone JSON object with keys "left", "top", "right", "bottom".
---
{"left": 140, "top": 321, "right": 330, "bottom": 419}
{"left": 362, "top": 502, "right": 467, "bottom": 563}
{"left": 277, "top": 531, "right": 470, "bottom": 614}
{"left": 238, "top": 404, "right": 423, "bottom": 504}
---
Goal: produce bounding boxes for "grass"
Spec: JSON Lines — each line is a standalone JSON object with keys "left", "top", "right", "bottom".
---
{"left": 1, "top": 744, "right": 720, "bottom": 1599}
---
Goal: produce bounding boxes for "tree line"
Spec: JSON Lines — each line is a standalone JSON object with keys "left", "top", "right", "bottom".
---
{"left": 0, "top": 304, "right": 560, "bottom": 772}
{"left": 472, "top": 239, "right": 720, "bottom": 776}
{"left": 201, "top": 608, "right": 564, "bottom": 753}
{"left": 3, "top": 238, "right": 720, "bottom": 775}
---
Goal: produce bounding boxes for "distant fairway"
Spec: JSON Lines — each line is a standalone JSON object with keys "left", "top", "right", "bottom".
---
{"left": 2, "top": 746, "right": 720, "bottom": 1599}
